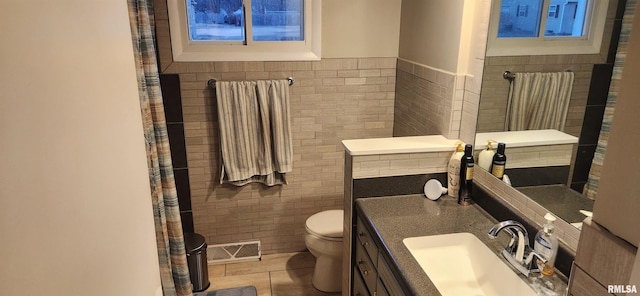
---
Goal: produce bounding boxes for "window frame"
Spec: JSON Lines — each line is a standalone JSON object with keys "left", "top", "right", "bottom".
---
{"left": 167, "top": 0, "right": 321, "bottom": 61}
{"left": 486, "top": 0, "right": 609, "bottom": 57}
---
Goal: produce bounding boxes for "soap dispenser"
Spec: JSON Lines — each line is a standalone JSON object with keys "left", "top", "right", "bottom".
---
{"left": 447, "top": 142, "right": 465, "bottom": 197}
{"left": 534, "top": 213, "right": 558, "bottom": 275}
{"left": 477, "top": 140, "right": 496, "bottom": 171}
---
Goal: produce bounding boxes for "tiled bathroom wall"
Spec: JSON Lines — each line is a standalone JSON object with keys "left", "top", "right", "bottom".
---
{"left": 175, "top": 59, "right": 397, "bottom": 254}
{"left": 478, "top": 55, "right": 605, "bottom": 192}
{"left": 160, "top": 74, "right": 194, "bottom": 233}
{"left": 158, "top": 60, "right": 397, "bottom": 254}
{"left": 477, "top": 55, "right": 600, "bottom": 137}
{"left": 393, "top": 59, "right": 466, "bottom": 139}
{"left": 153, "top": 0, "right": 400, "bottom": 255}
{"left": 474, "top": 144, "right": 574, "bottom": 169}
{"left": 351, "top": 152, "right": 453, "bottom": 179}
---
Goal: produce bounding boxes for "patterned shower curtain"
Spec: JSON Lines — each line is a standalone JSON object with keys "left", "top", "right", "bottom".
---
{"left": 128, "top": 0, "right": 193, "bottom": 295}
{"left": 584, "top": 0, "right": 637, "bottom": 199}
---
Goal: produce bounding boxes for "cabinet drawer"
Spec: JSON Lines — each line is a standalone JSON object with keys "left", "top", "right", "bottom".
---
{"left": 568, "top": 264, "right": 611, "bottom": 296}
{"left": 352, "top": 266, "right": 370, "bottom": 296}
{"left": 355, "top": 237, "right": 378, "bottom": 295}
{"left": 378, "top": 254, "right": 405, "bottom": 296}
{"left": 356, "top": 217, "right": 379, "bottom": 266}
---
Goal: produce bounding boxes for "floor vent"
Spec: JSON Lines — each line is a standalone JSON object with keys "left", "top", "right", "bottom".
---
{"left": 207, "top": 241, "right": 261, "bottom": 264}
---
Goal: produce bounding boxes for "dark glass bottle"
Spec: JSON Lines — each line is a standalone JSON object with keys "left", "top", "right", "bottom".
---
{"left": 458, "top": 144, "right": 475, "bottom": 206}
{"left": 491, "top": 142, "right": 507, "bottom": 180}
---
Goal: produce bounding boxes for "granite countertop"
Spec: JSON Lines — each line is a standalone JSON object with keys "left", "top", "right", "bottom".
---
{"left": 355, "top": 194, "right": 568, "bottom": 296}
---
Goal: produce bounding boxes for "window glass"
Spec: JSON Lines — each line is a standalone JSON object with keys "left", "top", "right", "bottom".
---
{"left": 498, "top": 0, "right": 544, "bottom": 38}
{"left": 252, "top": 0, "right": 304, "bottom": 41}
{"left": 487, "top": 0, "right": 607, "bottom": 57}
{"left": 187, "top": 0, "right": 245, "bottom": 41}
{"left": 544, "top": 1, "right": 588, "bottom": 37}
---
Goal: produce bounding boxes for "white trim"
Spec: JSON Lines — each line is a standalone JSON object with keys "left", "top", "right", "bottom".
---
{"left": 167, "top": 0, "right": 321, "bottom": 62}
{"left": 486, "top": 0, "right": 609, "bottom": 57}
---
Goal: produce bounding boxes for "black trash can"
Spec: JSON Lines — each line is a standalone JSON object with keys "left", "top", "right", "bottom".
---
{"left": 184, "top": 233, "right": 210, "bottom": 292}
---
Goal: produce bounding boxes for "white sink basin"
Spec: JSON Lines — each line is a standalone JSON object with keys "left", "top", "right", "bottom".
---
{"left": 403, "top": 232, "right": 537, "bottom": 296}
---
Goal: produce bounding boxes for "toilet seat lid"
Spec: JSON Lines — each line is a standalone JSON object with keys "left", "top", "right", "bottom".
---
{"left": 306, "top": 210, "right": 343, "bottom": 238}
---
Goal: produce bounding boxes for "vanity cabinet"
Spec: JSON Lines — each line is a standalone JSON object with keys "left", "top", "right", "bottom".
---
{"left": 567, "top": 218, "right": 636, "bottom": 296}
{"left": 353, "top": 216, "right": 405, "bottom": 296}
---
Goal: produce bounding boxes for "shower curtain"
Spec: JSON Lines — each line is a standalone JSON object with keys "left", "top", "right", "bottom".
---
{"left": 128, "top": 0, "right": 193, "bottom": 295}
{"left": 505, "top": 72, "right": 574, "bottom": 131}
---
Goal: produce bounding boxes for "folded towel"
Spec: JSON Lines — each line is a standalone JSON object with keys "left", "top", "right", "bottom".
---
{"left": 215, "top": 79, "right": 293, "bottom": 186}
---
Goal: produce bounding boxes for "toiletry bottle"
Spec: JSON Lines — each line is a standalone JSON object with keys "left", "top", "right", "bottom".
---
{"left": 447, "top": 142, "right": 465, "bottom": 197}
{"left": 491, "top": 142, "right": 507, "bottom": 180}
{"left": 458, "top": 144, "right": 474, "bottom": 206}
{"left": 478, "top": 140, "right": 496, "bottom": 171}
{"left": 534, "top": 213, "right": 558, "bottom": 276}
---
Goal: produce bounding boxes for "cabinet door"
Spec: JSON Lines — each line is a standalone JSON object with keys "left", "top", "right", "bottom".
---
{"left": 377, "top": 255, "right": 405, "bottom": 296}
{"left": 352, "top": 266, "right": 370, "bottom": 296}
{"left": 375, "top": 278, "right": 389, "bottom": 296}
{"left": 568, "top": 264, "right": 612, "bottom": 296}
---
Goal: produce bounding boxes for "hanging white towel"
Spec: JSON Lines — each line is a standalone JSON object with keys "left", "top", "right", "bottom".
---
{"left": 215, "top": 80, "right": 293, "bottom": 186}
{"left": 505, "top": 72, "right": 574, "bottom": 131}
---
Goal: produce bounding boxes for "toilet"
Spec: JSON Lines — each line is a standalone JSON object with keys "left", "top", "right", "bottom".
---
{"left": 305, "top": 209, "right": 344, "bottom": 292}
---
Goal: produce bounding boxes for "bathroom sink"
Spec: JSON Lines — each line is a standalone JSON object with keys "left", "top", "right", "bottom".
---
{"left": 403, "top": 233, "right": 536, "bottom": 296}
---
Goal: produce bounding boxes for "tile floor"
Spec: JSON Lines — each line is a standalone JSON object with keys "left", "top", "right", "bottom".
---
{"left": 204, "top": 251, "right": 341, "bottom": 296}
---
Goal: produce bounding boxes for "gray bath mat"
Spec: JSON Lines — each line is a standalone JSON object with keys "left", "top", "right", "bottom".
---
{"left": 194, "top": 286, "right": 257, "bottom": 296}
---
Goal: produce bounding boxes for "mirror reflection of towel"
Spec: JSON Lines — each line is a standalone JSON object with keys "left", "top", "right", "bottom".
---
{"left": 215, "top": 80, "right": 293, "bottom": 186}
{"left": 505, "top": 72, "right": 574, "bottom": 131}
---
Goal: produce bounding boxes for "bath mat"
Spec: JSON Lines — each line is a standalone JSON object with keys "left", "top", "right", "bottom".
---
{"left": 194, "top": 286, "right": 257, "bottom": 296}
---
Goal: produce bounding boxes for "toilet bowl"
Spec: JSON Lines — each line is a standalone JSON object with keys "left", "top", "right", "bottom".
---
{"left": 305, "top": 209, "right": 344, "bottom": 293}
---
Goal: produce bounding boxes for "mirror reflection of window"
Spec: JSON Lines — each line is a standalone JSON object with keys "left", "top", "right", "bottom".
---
{"left": 498, "top": 1, "right": 543, "bottom": 38}
{"left": 544, "top": 1, "right": 587, "bottom": 37}
{"left": 497, "top": 0, "right": 589, "bottom": 39}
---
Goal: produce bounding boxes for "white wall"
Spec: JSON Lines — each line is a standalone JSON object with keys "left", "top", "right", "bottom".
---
{"left": 398, "top": 0, "right": 465, "bottom": 72}
{"left": 322, "top": 0, "right": 402, "bottom": 58}
{"left": 0, "top": 1, "right": 162, "bottom": 295}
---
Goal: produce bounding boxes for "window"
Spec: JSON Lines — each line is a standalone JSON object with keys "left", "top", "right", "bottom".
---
{"left": 487, "top": 0, "right": 609, "bottom": 56}
{"left": 168, "top": 0, "right": 321, "bottom": 61}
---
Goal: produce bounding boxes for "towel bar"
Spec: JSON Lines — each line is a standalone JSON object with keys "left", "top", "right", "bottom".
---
{"left": 503, "top": 70, "right": 573, "bottom": 81}
{"left": 207, "top": 77, "right": 294, "bottom": 89}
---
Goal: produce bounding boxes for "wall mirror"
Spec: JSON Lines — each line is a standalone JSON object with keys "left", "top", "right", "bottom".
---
{"left": 473, "top": 0, "right": 627, "bottom": 230}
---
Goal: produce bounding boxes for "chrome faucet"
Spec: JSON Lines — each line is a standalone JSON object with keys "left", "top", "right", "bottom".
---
{"left": 488, "top": 220, "right": 547, "bottom": 276}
